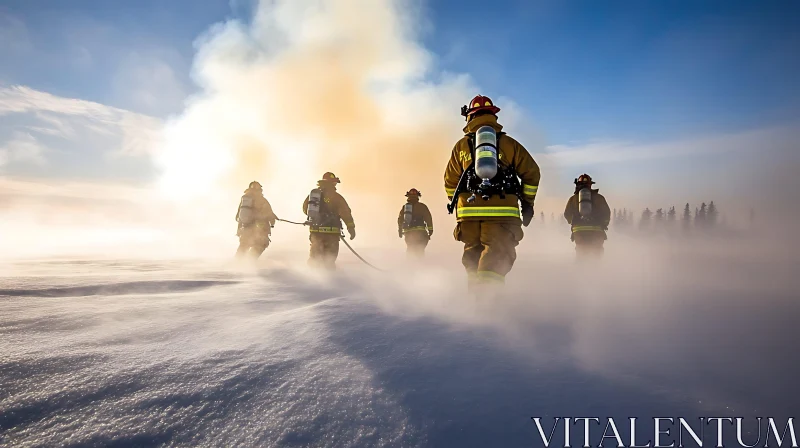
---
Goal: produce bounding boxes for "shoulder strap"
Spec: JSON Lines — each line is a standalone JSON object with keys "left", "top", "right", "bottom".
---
{"left": 464, "top": 133, "right": 477, "bottom": 170}
{"left": 466, "top": 132, "right": 476, "bottom": 152}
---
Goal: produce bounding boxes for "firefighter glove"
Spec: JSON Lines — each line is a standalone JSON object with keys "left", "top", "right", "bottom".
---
{"left": 521, "top": 202, "right": 534, "bottom": 227}
{"left": 348, "top": 227, "right": 356, "bottom": 240}
{"left": 398, "top": 229, "right": 403, "bottom": 238}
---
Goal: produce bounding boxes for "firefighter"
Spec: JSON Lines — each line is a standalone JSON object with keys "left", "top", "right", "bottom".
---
{"left": 235, "top": 181, "right": 277, "bottom": 259}
{"left": 302, "top": 172, "right": 356, "bottom": 269}
{"left": 563, "top": 174, "right": 611, "bottom": 259}
{"left": 444, "top": 95, "right": 541, "bottom": 292}
{"left": 397, "top": 188, "right": 433, "bottom": 258}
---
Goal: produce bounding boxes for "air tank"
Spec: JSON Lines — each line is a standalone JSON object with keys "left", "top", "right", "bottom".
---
{"left": 578, "top": 188, "right": 593, "bottom": 217}
{"left": 474, "top": 126, "right": 498, "bottom": 182}
{"left": 237, "top": 196, "right": 255, "bottom": 225}
{"left": 306, "top": 189, "right": 323, "bottom": 224}
{"left": 403, "top": 203, "right": 413, "bottom": 227}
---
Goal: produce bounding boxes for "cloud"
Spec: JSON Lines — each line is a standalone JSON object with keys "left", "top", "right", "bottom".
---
{"left": 537, "top": 125, "right": 800, "bottom": 223}
{"left": 0, "top": 132, "right": 46, "bottom": 168}
{"left": 0, "top": 85, "right": 131, "bottom": 119}
{"left": 542, "top": 125, "right": 800, "bottom": 167}
{"left": 0, "top": 85, "right": 164, "bottom": 178}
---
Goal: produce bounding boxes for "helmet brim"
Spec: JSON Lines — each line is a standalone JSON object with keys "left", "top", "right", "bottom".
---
{"left": 467, "top": 105, "right": 501, "bottom": 116}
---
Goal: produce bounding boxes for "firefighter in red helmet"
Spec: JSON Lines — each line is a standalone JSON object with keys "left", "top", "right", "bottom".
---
{"left": 397, "top": 188, "right": 433, "bottom": 258}
{"left": 563, "top": 174, "right": 611, "bottom": 260}
{"left": 444, "top": 95, "right": 541, "bottom": 293}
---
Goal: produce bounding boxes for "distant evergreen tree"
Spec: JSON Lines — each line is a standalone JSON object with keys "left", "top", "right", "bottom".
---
{"left": 697, "top": 202, "right": 707, "bottom": 227}
{"left": 540, "top": 211, "right": 545, "bottom": 223}
{"left": 667, "top": 206, "right": 676, "bottom": 221}
{"left": 640, "top": 208, "right": 652, "bottom": 230}
{"left": 682, "top": 203, "right": 692, "bottom": 232}
{"left": 707, "top": 201, "right": 718, "bottom": 227}
{"left": 551, "top": 212, "right": 555, "bottom": 222}
{"left": 655, "top": 208, "right": 664, "bottom": 221}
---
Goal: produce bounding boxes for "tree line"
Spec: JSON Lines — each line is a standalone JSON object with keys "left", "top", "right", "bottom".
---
{"left": 530, "top": 201, "right": 756, "bottom": 237}
{"left": 614, "top": 201, "right": 720, "bottom": 229}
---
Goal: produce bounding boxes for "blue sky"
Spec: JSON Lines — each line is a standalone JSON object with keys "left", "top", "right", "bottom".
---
{"left": 3, "top": 0, "right": 799, "bottom": 141}
{"left": 421, "top": 0, "right": 800, "bottom": 143}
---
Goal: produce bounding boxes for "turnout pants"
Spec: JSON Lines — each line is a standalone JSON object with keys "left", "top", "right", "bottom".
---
{"left": 403, "top": 230, "right": 429, "bottom": 258}
{"left": 236, "top": 226, "right": 270, "bottom": 259}
{"left": 572, "top": 231, "right": 605, "bottom": 260}
{"left": 309, "top": 232, "right": 341, "bottom": 269}
{"left": 454, "top": 220, "right": 524, "bottom": 288}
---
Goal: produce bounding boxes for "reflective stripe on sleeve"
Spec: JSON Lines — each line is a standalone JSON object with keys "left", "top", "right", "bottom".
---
{"left": 522, "top": 184, "right": 538, "bottom": 196}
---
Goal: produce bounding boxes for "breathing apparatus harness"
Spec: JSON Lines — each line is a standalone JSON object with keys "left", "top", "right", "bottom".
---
{"left": 237, "top": 189, "right": 274, "bottom": 231}
{"left": 402, "top": 191, "right": 424, "bottom": 230}
{"left": 447, "top": 130, "right": 523, "bottom": 214}
{"left": 304, "top": 187, "right": 339, "bottom": 229}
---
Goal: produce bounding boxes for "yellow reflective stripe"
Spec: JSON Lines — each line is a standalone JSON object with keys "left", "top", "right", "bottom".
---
{"left": 572, "top": 226, "right": 604, "bottom": 232}
{"left": 477, "top": 270, "right": 505, "bottom": 283}
{"left": 310, "top": 226, "right": 341, "bottom": 233}
{"left": 522, "top": 184, "right": 538, "bottom": 196}
{"left": 445, "top": 187, "right": 456, "bottom": 195}
{"left": 343, "top": 221, "right": 354, "bottom": 228}
{"left": 457, "top": 206, "right": 520, "bottom": 218}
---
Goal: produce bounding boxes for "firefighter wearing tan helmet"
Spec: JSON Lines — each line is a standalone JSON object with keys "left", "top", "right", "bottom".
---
{"left": 235, "top": 181, "right": 277, "bottom": 260}
{"left": 563, "top": 174, "right": 611, "bottom": 260}
{"left": 302, "top": 172, "right": 356, "bottom": 269}
{"left": 444, "top": 95, "right": 541, "bottom": 292}
{"left": 397, "top": 188, "right": 433, "bottom": 258}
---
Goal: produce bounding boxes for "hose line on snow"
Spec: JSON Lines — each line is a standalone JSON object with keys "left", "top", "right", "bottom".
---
{"left": 339, "top": 234, "right": 385, "bottom": 272}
